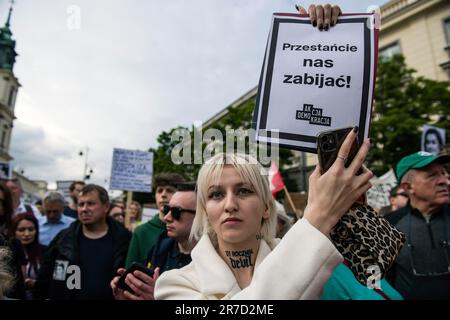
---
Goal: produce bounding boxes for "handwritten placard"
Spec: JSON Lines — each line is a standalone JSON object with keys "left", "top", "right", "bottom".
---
{"left": 110, "top": 148, "right": 153, "bottom": 192}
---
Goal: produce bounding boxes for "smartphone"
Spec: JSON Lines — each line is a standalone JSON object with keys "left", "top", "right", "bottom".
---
{"left": 317, "top": 127, "right": 366, "bottom": 206}
{"left": 117, "top": 262, "right": 154, "bottom": 293}
{"left": 317, "top": 127, "right": 360, "bottom": 174}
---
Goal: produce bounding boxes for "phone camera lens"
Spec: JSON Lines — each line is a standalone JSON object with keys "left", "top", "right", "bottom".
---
{"left": 322, "top": 143, "right": 330, "bottom": 150}
{"left": 321, "top": 135, "right": 329, "bottom": 143}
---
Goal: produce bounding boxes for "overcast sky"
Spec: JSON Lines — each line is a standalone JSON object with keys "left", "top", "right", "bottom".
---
{"left": 2, "top": 0, "right": 387, "bottom": 190}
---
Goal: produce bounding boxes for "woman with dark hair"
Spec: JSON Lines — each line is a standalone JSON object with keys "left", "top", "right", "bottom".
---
{"left": 10, "top": 213, "right": 44, "bottom": 298}
{"left": 423, "top": 127, "right": 444, "bottom": 155}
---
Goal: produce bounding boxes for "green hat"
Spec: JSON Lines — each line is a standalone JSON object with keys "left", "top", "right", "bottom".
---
{"left": 396, "top": 151, "right": 450, "bottom": 182}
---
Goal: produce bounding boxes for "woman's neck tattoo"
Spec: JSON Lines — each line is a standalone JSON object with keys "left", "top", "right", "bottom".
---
{"left": 225, "top": 249, "right": 254, "bottom": 269}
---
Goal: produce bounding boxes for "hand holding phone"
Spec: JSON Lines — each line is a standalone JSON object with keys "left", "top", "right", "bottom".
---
{"left": 317, "top": 126, "right": 366, "bottom": 206}
{"left": 303, "top": 127, "right": 373, "bottom": 235}
{"left": 116, "top": 262, "right": 154, "bottom": 294}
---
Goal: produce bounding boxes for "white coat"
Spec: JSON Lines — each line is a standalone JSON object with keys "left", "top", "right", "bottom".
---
{"left": 155, "top": 218, "right": 342, "bottom": 300}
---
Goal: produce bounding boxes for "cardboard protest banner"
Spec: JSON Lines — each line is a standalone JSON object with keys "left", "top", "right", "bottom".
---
{"left": 0, "top": 161, "right": 11, "bottom": 179}
{"left": 421, "top": 124, "right": 446, "bottom": 156}
{"left": 56, "top": 180, "right": 75, "bottom": 204}
{"left": 142, "top": 207, "right": 159, "bottom": 223}
{"left": 110, "top": 148, "right": 153, "bottom": 192}
{"left": 366, "top": 169, "right": 397, "bottom": 210}
{"left": 253, "top": 13, "right": 378, "bottom": 152}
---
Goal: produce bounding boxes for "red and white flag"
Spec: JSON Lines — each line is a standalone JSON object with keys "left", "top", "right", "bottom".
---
{"left": 268, "top": 160, "right": 285, "bottom": 196}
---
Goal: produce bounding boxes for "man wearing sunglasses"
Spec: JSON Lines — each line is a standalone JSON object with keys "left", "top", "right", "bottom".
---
{"left": 386, "top": 151, "right": 450, "bottom": 299}
{"left": 125, "top": 173, "right": 185, "bottom": 268}
{"left": 379, "top": 185, "right": 409, "bottom": 216}
{"left": 111, "top": 183, "right": 197, "bottom": 300}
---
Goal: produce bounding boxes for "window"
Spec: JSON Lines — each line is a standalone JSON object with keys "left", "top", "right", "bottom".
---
{"left": 1, "top": 130, "right": 6, "bottom": 148}
{"left": 7, "top": 87, "right": 15, "bottom": 107}
{"left": 444, "top": 18, "right": 450, "bottom": 45}
{"left": 442, "top": 18, "right": 450, "bottom": 80}
{"left": 379, "top": 42, "right": 402, "bottom": 60}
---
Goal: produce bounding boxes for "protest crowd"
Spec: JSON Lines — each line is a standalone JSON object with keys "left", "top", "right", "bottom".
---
{"left": 0, "top": 3, "right": 449, "bottom": 301}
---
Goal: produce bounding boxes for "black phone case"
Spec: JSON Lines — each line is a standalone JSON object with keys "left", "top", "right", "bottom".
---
{"left": 117, "top": 262, "right": 154, "bottom": 293}
{"left": 317, "top": 127, "right": 359, "bottom": 174}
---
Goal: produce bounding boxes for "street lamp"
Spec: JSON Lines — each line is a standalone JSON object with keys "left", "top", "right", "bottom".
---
{"left": 79, "top": 147, "right": 94, "bottom": 181}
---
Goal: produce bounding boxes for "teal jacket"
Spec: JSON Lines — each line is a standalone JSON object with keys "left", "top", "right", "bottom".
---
{"left": 321, "top": 264, "right": 403, "bottom": 300}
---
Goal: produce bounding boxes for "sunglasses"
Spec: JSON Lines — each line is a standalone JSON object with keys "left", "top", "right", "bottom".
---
{"left": 393, "top": 192, "right": 409, "bottom": 198}
{"left": 162, "top": 205, "right": 195, "bottom": 221}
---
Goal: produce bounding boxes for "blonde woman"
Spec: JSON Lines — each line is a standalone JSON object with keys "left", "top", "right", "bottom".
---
{"left": 155, "top": 129, "right": 373, "bottom": 299}
{"left": 125, "top": 201, "right": 143, "bottom": 232}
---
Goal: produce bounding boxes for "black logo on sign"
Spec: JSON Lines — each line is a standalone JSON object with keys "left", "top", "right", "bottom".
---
{"left": 296, "top": 104, "right": 331, "bottom": 127}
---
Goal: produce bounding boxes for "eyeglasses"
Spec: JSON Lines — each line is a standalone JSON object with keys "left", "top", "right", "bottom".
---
{"left": 162, "top": 205, "right": 195, "bottom": 221}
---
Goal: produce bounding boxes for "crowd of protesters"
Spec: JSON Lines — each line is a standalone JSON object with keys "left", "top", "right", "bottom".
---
{"left": 1, "top": 4, "right": 449, "bottom": 301}
{"left": 0, "top": 148, "right": 448, "bottom": 300}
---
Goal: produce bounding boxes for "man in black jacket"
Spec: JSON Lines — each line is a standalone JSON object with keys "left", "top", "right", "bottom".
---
{"left": 111, "top": 183, "right": 196, "bottom": 300}
{"left": 386, "top": 151, "right": 450, "bottom": 300}
{"left": 34, "top": 184, "right": 131, "bottom": 300}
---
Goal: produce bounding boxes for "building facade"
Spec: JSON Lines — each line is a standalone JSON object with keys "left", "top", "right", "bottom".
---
{"left": 0, "top": 5, "right": 19, "bottom": 163}
{"left": 200, "top": 0, "right": 450, "bottom": 193}
{"left": 0, "top": 5, "right": 44, "bottom": 202}
{"left": 379, "top": 0, "right": 450, "bottom": 81}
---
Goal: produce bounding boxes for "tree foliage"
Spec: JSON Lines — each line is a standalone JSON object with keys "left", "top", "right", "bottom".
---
{"left": 150, "top": 98, "right": 296, "bottom": 184}
{"left": 367, "top": 54, "right": 450, "bottom": 176}
{"left": 150, "top": 126, "right": 199, "bottom": 181}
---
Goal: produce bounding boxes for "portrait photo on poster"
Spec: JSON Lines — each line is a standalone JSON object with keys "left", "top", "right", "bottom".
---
{"left": 253, "top": 13, "right": 378, "bottom": 153}
{"left": 421, "top": 124, "right": 446, "bottom": 155}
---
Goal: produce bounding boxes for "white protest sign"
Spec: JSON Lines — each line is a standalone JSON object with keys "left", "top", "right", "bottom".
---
{"left": 0, "top": 161, "right": 11, "bottom": 179}
{"left": 141, "top": 207, "right": 159, "bottom": 223}
{"left": 421, "top": 124, "right": 446, "bottom": 156}
{"left": 366, "top": 169, "right": 397, "bottom": 209}
{"left": 110, "top": 148, "right": 153, "bottom": 192}
{"left": 253, "top": 14, "right": 378, "bottom": 152}
{"left": 56, "top": 180, "right": 75, "bottom": 204}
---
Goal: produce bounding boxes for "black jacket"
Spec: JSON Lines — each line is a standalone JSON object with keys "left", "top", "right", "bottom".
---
{"left": 145, "top": 232, "right": 191, "bottom": 275}
{"left": 34, "top": 217, "right": 131, "bottom": 300}
{"left": 385, "top": 203, "right": 450, "bottom": 300}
